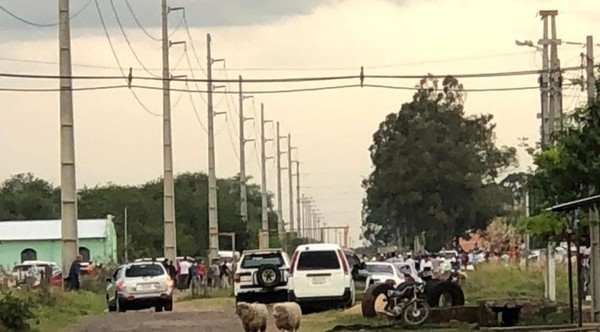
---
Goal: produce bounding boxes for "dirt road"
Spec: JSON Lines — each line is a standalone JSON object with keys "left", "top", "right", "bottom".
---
{"left": 67, "top": 298, "right": 279, "bottom": 332}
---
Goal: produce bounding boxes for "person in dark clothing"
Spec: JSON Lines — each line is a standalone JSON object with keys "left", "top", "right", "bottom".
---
{"left": 67, "top": 255, "right": 83, "bottom": 290}
{"left": 167, "top": 260, "right": 177, "bottom": 281}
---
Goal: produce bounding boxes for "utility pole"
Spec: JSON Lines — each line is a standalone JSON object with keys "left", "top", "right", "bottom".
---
{"left": 288, "top": 136, "right": 296, "bottom": 234}
{"left": 585, "top": 35, "right": 600, "bottom": 322}
{"left": 276, "top": 122, "right": 286, "bottom": 244}
{"left": 124, "top": 207, "right": 128, "bottom": 263}
{"left": 206, "top": 33, "right": 220, "bottom": 262}
{"left": 293, "top": 160, "right": 301, "bottom": 237}
{"left": 260, "top": 104, "right": 273, "bottom": 248}
{"left": 524, "top": 192, "right": 530, "bottom": 272}
{"left": 59, "top": 0, "right": 79, "bottom": 285}
{"left": 238, "top": 76, "right": 254, "bottom": 226}
{"left": 539, "top": 10, "right": 560, "bottom": 302}
{"left": 161, "top": 0, "right": 177, "bottom": 263}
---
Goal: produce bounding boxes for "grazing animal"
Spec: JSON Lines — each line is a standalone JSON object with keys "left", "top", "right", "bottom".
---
{"left": 235, "top": 301, "right": 268, "bottom": 332}
{"left": 272, "top": 302, "right": 302, "bottom": 332}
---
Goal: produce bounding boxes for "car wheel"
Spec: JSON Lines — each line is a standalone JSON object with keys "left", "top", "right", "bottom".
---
{"left": 155, "top": 305, "right": 163, "bottom": 312}
{"left": 164, "top": 299, "right": 173, "bottom": 312}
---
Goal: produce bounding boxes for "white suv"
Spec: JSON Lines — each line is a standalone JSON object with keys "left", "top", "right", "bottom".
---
{"left": 288, "top": 243, "right": 355, "bottom": 310}
{"left": 106, "top": 261, "right": 174, "bottom": 312}
{"left": 234, "top": 249, "right": 290, "bottom": 304}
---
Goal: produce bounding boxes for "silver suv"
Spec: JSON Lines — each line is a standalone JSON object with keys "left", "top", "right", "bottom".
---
{"left": 234, "top": 249, "right": 290, "bottom": 304}
{"left": 106, "top": 261, "right": 174, "bottom": 312}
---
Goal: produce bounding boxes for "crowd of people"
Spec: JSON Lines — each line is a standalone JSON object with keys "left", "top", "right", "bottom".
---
{"left": 161, "top": 257, "right": 235, "bottom": 291}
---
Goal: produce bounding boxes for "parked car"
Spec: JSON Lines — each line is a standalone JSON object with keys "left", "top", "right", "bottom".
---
{"left": 105, "top": 261, "right": 174, "bottom": 313}
{"left": 12, "top": 260, "right": 62, "bottom": 288}
{"left": 363, "top": 262, "right": 405, "bottom": 291}
{"left": 438, "top": 250, "right": 458, "bottom": 272}
{"left": 234, "top": 248, "right": 290, "bottom": 304}
{"left": 288, "top": 243, "right": 356, "bottom": 310}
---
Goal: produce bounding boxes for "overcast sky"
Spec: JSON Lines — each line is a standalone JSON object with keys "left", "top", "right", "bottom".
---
{"left": 0, "top": 0, "right": 598, "bottom": 248}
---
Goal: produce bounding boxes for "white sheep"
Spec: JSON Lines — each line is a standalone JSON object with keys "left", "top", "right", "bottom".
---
{"left": 235, "top": 301, "right": 268, "bottom": 332}
{"left": 272, "top": 302, "right": 302, "bottom": 332}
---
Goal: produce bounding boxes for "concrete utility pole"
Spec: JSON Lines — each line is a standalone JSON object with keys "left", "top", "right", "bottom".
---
{"left": 238, "top": 76, "right": 254, "bottom": 226}
{"left": 206, "top": 33, "right": 220, "bottom": 262}
{"left": 288, "top": 136, "right": 296, "bottom": 233}
{"left": 59, "top": 0, "right": 79, "bottom": 284}
{"left": 584, "top": 35, "right": 600, "bottom": 322}
{"left": 161, "top": 1, "right": 183, "bottom": 264}
{"left": 276, "top": 122, "right": 287, "bottom": 243}
{"left": 539, "top": 10, "right": 561, "bottom": 301}
{"left": 260, "top": 104, "right": 273, "bottom": 248}
{"left": 124, "top": 207, "right": 128, "bottom": 263}
{"left": 293, "top": 160, "right": 301, "bottom": 237}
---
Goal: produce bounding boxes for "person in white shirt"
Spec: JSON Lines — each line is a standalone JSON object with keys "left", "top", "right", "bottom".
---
{"left": 178, "top": 259, "right": 192, "bottom": 291}
{"left": 404, "top": 253, "right": 416, "bottom": 273}
{"left": 419, "top": 255, "right": 434, "bottom": 281}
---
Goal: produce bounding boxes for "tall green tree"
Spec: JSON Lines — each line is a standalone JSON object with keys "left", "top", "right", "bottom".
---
{"left": 0, "top": 173, "right": 59, "bottom": 220}
{"left": 362, "top": 75, "right": 517, "bottom": 250}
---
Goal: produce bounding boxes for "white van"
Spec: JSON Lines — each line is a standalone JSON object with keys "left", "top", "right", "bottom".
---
{"left": 288, "top": 243, "right": 355, "bottom": 309}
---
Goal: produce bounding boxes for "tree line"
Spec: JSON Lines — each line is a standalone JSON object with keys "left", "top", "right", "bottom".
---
{"left": 0, "top": 172, "right": 286, "bottom": 260}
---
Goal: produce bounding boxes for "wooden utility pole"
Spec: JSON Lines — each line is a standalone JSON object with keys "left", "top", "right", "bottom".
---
{"left": 293, "top": 160, "right": 301, "bottom": 236}
{"left": 124, "top": 207, "right": 129, "bottom": 263}
{"left": 59, "top": 0, "right": 79, "bottom": 287}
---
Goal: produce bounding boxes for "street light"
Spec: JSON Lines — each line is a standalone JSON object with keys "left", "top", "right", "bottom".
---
{"left": 515, "top": 39, "right": 543, "bottom": 51}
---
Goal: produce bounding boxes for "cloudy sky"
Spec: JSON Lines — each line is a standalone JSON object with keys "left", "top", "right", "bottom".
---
{"left": 0, "top": 0, "right": 598, "bottom": 248}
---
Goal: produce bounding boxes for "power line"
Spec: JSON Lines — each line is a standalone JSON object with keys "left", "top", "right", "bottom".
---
{"left": 0, "top": 0, "right": 92, "bottom": 27}
{"left": 93, "top": 0, "right": 160, "bottom": 117}
{"left": 124, "top": 0, "right": 160, "bottom": 41}
{"left": 182, "top": 10, "right": 207, "bottom": 77}
{"left": 108, "top": 0, "right": 160, "bottom": 78}
{"left": 0, "top": 65, "right": 592, "bottom": 84}
{"left": 0, "top": 82, "right": 577, "bottom": 95}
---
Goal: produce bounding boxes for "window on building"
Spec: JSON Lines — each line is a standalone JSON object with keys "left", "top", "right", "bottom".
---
{"left": 21, "top": 248, "right": 37, "bottom": 262}
{"left": 79, "top": 247, "right": 91, "bottom": 262}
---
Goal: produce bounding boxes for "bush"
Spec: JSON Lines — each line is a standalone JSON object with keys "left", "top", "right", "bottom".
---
{"left": 80, "top": 263, "right": 117, "bottom": 294}
{"left": 0, "top": 291, "right": 37, "bottom": 331}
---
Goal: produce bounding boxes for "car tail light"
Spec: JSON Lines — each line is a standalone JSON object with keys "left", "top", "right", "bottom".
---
{"left": 289, "top": 251, "right": 299, "bottom": 276}
{"left": 337, "top": 250, "right": 348, "bottom": 275}
{"left": 385, "top": 279, "right": 396, "bottom": 286}
{"left": 116, "top": 280, "right": 126, "bottom": 291}
{"left": 234, "top": 273, "right": 241, "bottom": 283}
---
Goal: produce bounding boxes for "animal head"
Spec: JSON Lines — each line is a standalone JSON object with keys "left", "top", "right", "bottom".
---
{"left": 272, "top": 303, "right": 289, "bottom": 320}
{"left": 236, "top": 302, "right": 254, "bottom": 319}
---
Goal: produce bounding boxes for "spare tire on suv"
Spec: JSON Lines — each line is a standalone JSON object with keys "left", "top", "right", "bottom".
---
{"left": 256, "top": 264, "right": 282, "bottom": 288}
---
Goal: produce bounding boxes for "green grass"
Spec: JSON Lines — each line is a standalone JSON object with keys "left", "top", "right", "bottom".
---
{"left": 177, "top": 287, "right": 234, "bottom": 302}
{"left": 462, "top": 263, "right": 573, "bottom": 304}
{"left": 31, "top": 290, "right": 105, "bottom": 332}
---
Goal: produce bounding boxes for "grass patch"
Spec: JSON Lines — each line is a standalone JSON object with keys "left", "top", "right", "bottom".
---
{"left": 462, "top": 263, "right": 572, "bottom": 303}
{"left": 31, "top": 290, "right": 105, "bottom": 332}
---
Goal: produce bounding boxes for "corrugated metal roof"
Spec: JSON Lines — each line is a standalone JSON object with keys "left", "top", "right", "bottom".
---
{"left": 0, "top": 219, "right": 109, "bottom": 241}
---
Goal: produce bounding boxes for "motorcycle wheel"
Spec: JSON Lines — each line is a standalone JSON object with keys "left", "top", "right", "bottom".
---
{"left": 402, "top": 299, "right": 430, "bottom": 326}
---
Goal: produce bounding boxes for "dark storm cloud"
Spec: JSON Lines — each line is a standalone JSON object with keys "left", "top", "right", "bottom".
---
{"left": 0, "top": 0, "right": 335, "bottom": 31}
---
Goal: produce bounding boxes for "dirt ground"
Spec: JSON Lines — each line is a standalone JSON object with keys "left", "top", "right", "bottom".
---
{"left": 67, "top": 296, "right": 279, "bottom": 332}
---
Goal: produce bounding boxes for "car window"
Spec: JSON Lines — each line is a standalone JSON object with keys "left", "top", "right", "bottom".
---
{"left": 125, "top": 264, "right": 165, "bottom": 278}
{"left": 366, "top": 264, "right": 394, "bottom": 275}
{"left": 345, "top": 253, "right": 357, "bottom": 267}
{"left": 113, "top": 267, "right": 121, "bottom": 279}
{"left": 296, "top": 251, "right": 340, "bottom": 270}
{"left": 241, "top": 253, "right": 284, "bottom": 268}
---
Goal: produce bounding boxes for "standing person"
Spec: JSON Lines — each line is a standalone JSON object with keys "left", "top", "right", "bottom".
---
{"left": 431, "top": 253, "right": 441, "bottom": 279}
{"left": 220, "top": 261, "right": 231, "bottom": 288}
{"left": 419, "top": 255, "right": 433, "bottom": 281}
{"left": 178, "top": 259, "right": 192, "bottom": 291}
{"left": 198, "top": 260, "right": 207, "bottom": 284}
{"left": 405, "top": 253, "right": 416, "bottom": 274}
{"left": 167, "top": 260, "right": 177, "bottom": 281}
{"left": 67, "top": 255, "right": 83, "bottom": 291}
{"left": 210, "top": 260, "right": 221, "bottom": 288}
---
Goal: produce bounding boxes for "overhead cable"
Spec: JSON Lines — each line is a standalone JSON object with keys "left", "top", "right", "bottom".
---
{"left": 0, "top": 0, "right": 92, "bottom": 27}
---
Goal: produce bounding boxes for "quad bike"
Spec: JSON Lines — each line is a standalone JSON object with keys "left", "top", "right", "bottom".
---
{"left": 379, "top": 275, "right": 431, "bottom": 326}
{"left": 361, "top": 271, "right": 465, "bottom": 320}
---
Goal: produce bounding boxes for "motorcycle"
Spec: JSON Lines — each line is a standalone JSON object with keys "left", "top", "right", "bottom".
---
{"left": 379, "top": 273, "right": 431, "bottom": 326}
